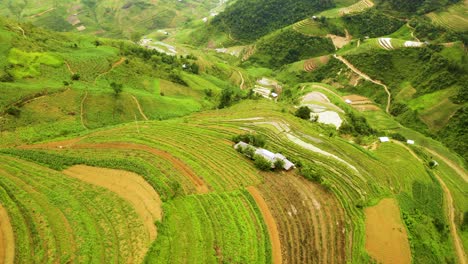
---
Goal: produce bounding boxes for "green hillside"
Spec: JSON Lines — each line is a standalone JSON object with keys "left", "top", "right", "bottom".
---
{"left": 0, "top": 1, "right": 467, "bottom": 264}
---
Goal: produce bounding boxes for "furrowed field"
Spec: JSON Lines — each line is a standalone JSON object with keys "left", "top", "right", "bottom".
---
{"left": 1, "top": 98, "right": 464, "bottom": 263}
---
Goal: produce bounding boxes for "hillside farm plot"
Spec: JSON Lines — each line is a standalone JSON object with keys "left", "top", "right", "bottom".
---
{"left": 427, "top": 2, "right": 468, "bottom": 32}
{"left": 365, "top": 198, "right": 411, "bottom": 264}
{"left": 303, "top": 55, "right": 331, "bottom": 72}
{"left": 319, "top": 0, "right": 374, "bottom": 17}
{"left": 258, "top": 172, "right": 347, "bottom": 264}
{"left": 0, "top": 155, "right": 153, "bottom": 263}
{"left": 145, "top": 190, "right": 272, "bottom": 264}
{"left": 293, "top": 19, "right": 328, "bottom": 36}
{"left": 342, "top": 94, "right": 380, "bottom": 111}
{"left": 0, "top": 204, "right": 14, "bottom": 264}
{"left": 62, "top": 165, "right": 162, "bottom": 242}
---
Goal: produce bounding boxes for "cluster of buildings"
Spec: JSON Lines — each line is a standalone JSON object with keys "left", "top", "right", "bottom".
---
{"left": 234, "top": 141, "right": 295, "bottom": 170}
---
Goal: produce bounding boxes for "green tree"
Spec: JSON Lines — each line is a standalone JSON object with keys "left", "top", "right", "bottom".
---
{"left": 71, "top": 73, "right": 80, "bottom": 80}
{"left": 110, "top": 82, "right": 123, "bottom": 96}
{"left": 295, "top": 106, "right": 311, "bottom": 120}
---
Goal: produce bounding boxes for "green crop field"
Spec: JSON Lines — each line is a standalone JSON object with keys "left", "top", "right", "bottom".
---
{"left": 0, "top": 155, "right": 151, "bottom": 263}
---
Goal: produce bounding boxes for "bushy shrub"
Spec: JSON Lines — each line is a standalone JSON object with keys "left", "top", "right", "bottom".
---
{"left": 295, "top": 106, "right": 311, "bottom": 120}
{"left": 254, "top": 155, "right": 272, "bottom": 171}
{"left": 232, "top": 133, "right": 266, "bottom": 148}
{"left": 273, "top": 159, "right": 285, "bottom": 171}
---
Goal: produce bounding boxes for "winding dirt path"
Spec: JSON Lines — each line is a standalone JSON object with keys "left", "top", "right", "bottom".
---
{"left": 247, "top": 186, "right": 282, "bottom": 264}
{"left": 29, "top": 8, "right": 56, "bottom": 18}
{"left": 436, "top": 174, "right": 467, "bottom": 264}
{"left": 237, "top": 70, "right": 245, "bottom": 89}
{"left": 334, "top": 55, "right": 391, "bottom": 113}
{"left": 393, "top": 141, "right": 467, "bottom": 263}
{"left": 0, "top": 205, "right": 14, "bottom": 264}
{"left": 16, "top": 26, "right": 26, "bottom": 38}
{"left": 80, "top": 91, "right": 88, "bottom": 129}
{"left": 94, "top": 57, "right": 126, "bottom": 84}
{"left": 406, "top": 23, "right": 421, "bottom": 42}
{"left": 131, "top": 95, "right": 149, "bottom": 121}
{"left": 65, "top": 61, "right": 75, "bottom": 75}
{"left": 424, "top": 148, "right": 467, "bottom": 183}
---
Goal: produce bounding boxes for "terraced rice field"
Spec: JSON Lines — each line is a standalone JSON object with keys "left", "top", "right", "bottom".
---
{"left": 342, "top": 94, "right": 380, "bottom": 111}
{"left": 1, "top": 98, "right": 463, "bottom": 263}
{"left": 258, "top": 172, "right": 346, "bottom": 264}
{"left": 303, "top": 56, "right": 330, "bottom": 72}
{"left": 427, "top": 2, "right": 468, "bottom": 32}
{"left": 293, "top": 19, "right": 327, "bottom": 36}
{"left": 242, "top": 45, "right": 256, "bottom": 61}
{"left": 146, "top": 190, "right": 271, "bottom": 263}
{"left": 319, "top": 0, "right": 374, "bottom": 17}
{"left": 0, "top": 155, "right": 152, "bottom": 263}
{"left": 378, "top": 38, "right": 394, "bottom": 50}
{"left": 340, "top": 0, "right": 374, "bottom": 15}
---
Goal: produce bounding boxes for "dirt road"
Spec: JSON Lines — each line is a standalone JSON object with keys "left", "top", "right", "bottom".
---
{"left": 334, "top": 55, "right": 391, "bottom": 113}
{"left": 393, "top": 141, "right": 467, "bottom": 264}
{"left": 131, "top": 95, "right": 149, "bottom": 121}
{"left": 237, "top": 71, "right": 245, "bottom": 89}
{"left": 80, "top": 91, "right": 88, "bottom": 129}
{"left": 247, "top": 186, "right": 282, "bottom": 264}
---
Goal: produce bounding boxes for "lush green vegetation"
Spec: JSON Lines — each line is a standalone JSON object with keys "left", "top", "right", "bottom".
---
{"left": 343, "top": 9, "right": 405, "bottom": 38}
{"left": 377, "top": 0, "right": 461, "bottom": 15}
{"left": 0, "top": 2, "right": 467, "bottom": 264}
{"left": 247, "top": 28, "right": 335, "bottom": 68}
{"left": 211, "top": 0, "right": 334, "bottom": 41}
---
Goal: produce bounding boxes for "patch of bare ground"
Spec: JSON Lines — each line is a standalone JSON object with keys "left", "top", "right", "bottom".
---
{"left": 302, "top": 92, "right": 330, "bottom": 103}
{"left": 0, "top": 205, "right": 14, "bottom": 264}
{"left": 257, "top": 172, "right": 346, "bottom": 263}
{"left": 335, "top": 55, "right": 391, "bottom": 113}
{"left": 343, "top": 95, "right": 380, "bottom": 111}
{"left": 63, "top": 165, "right": 162, "bottom": 246}
{"left": 247, "top": 186, "right": 282, "bottom": 264}
{"left": 328, "top": 34, "right": 350, "bottom": 49}
{"left": 365, "top": 198, "right": 411, "bottom": 264}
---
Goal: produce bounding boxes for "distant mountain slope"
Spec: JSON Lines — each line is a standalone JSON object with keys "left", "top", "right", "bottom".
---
{"left": 211, "top": 0, "right": 334, "bottom": 41}
{"left": 0, "top": 0, "right": 223, "bottom": 39}
{"left": 377, "top": 0, "right": 461, "bottom": 14}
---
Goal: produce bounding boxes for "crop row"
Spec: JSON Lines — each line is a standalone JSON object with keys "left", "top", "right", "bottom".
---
{"left": 0, "top": 148, "right": 182, "bottom": 201}
{"left": 0, "top": 155, "right": 149, "bottom": 263}
{"left": 259, "top": 172, "right": 346, "bottom": 263}
{"left": 145, "top": 190, "right": 271, "bottom": 263}
{"left": 79, "top": 122, "right": 265, "bottom": 192}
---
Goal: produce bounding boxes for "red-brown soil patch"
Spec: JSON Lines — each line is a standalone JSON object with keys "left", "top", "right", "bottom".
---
{"left": 63, "top": 165, "right": 162, "bottom": 239}
{"left": 365, "top": 198, "right": 411, "bottom": 264}
{"left": 247, "top": 186, "right": 282, "bottom": 264}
